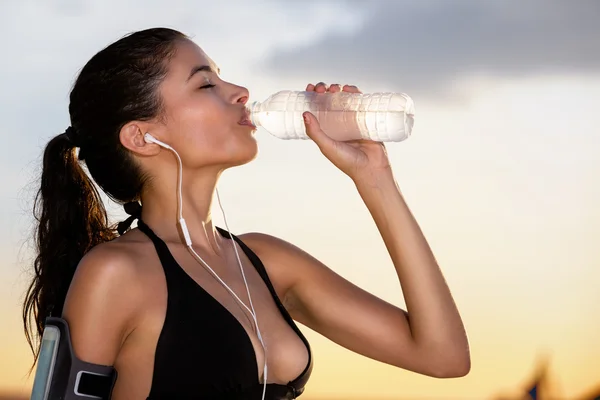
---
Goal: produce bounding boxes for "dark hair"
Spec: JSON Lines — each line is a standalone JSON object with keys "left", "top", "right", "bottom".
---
{"left": 23, "top": 27, "right": 187, "bottom": 366}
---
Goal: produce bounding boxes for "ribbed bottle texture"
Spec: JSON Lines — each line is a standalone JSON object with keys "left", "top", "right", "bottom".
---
{"left": 249, "top": 90, "right": 414, "bottom": 142}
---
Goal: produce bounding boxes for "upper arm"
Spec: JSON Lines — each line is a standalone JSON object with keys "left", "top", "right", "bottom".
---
{"left": 62, "top": 244, "right": 144, "bottom": 366}
{"left": 238, "top": 233, "right": 434, "bottom": 374}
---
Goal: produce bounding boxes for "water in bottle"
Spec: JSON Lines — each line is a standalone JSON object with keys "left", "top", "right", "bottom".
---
{"left": 248, "top": 90, "right": 415, "bottom": 142}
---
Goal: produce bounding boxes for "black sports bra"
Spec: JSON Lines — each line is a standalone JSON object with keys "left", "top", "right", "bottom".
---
{"left": 136, "top": 220, "right": 313, "bottom": 399}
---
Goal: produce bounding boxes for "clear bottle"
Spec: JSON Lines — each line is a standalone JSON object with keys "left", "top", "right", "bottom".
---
{"left": 248, "top": 90, "right": 415, "bottom": 142}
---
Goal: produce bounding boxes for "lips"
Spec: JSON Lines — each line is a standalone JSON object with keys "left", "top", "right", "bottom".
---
{"left": 238, "top": 109, "right": 256, "bottom": 128}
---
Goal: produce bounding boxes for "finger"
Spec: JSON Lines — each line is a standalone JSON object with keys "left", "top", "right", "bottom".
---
{"left": 343, "top": 84, "right": 361, "bottom": 93}
{"left": 315, "top": 82, "right": 328, "bottom": 93}
{"left": 329, "top": 84, "right": 342, "bottom": 93}
{"left": 306, "top": 83, "right": 315, "bottom": 92}
{"left": 303, "top": 111, "right": 337, "bottom": 150}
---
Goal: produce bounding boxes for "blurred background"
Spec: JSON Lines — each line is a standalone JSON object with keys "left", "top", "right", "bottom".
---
{"left": 1, "top": 1, "right": 599, "bottom": 399}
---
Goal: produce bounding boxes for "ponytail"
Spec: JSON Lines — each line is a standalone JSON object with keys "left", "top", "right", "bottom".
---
{"left": 23, "top": 130, "right": 115, "bottom": 366}
{"left": 23, "top": 27, "right": 187, "bottom": 367}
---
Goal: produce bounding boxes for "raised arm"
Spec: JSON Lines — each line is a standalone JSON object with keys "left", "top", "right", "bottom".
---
{"left": 241, "top": 188, "right": 470, "bottom": 379}
{"left": 239, "top": 82, "right": 470, "bottom": 378}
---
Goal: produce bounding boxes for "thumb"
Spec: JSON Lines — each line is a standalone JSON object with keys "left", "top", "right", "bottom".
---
{"left": 303, "top": 112, "right": 337, "bottom": 150}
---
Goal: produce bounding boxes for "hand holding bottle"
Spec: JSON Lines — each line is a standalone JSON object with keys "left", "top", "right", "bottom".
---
{"left": 303, "top": 83, "right": 394, "bottom": 184}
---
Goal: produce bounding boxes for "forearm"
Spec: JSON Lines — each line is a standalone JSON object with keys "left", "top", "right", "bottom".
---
{"left": 355, "top": 172, "right": 469, "bottom": 357}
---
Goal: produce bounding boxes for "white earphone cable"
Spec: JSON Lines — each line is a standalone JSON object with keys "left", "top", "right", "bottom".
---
{"left": 144, "top": 134, "right": 268, "bottom": 399}
{"left": 216, "top": 188, "right": 269, "bottom": 399}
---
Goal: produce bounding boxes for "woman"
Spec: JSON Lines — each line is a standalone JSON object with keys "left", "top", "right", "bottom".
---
{"left": 23, "top": 28, "right": 470, "bottom": 399}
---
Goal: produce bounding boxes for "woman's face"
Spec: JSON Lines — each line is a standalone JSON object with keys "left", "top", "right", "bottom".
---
{"left": 153, "top": 39, "right": 258, "bottom": 170}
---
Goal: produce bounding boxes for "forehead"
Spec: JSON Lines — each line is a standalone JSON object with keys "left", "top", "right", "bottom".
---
{"left": 166, "top": 39, "right": 219, "bottom": 79}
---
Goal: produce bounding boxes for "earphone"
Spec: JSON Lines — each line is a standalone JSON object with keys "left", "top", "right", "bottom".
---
{"left": 143, "top": 133, "right": 268, "bottom": 399}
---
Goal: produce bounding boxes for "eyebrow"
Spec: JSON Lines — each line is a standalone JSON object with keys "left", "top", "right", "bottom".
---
{"left": 187, "top": 65, "right": 220, "bottom": 82}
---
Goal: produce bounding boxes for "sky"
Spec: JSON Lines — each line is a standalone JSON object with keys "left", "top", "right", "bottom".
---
{"left": 1, "top": 0, "right": 599, "bottom": 399}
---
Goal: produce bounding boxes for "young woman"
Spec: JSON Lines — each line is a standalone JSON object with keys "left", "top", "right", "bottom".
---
{"left": 23, "top": 28, "right": 470, "bottom": 400}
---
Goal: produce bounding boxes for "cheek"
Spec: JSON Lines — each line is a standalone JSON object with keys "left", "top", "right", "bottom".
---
{"left": 169, "top": 100, "right": 225, "bottom": 145}
{"left": 167, "top": 96, "right": 256, "bottom": 165}
{"left": 177, "top": 98, "right": 227, "bottom": 138}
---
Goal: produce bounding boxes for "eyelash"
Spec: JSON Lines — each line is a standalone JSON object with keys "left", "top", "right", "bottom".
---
{"left": 200, "top": 84, "right": 215, "bottom": 89}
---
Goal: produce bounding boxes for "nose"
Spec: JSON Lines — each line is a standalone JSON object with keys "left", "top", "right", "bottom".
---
{"left": 232, "top": 84, "right": 250, "bottom": 106}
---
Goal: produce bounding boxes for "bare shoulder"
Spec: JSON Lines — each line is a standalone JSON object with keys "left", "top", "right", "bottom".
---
{"left": 66, "top": 232, "right": 149, "bottom": 313}
{"left": 237, "top": 232, "right": 293, "bottom": 255}
{"left": 70, "top": 237, "right": 143, "bottom": 292}
{"left": 236, "top": 232, "right": 328, "bottom": 308}
{"left": 62, "top": 230, "right": 152, "bottom": 364}
{"left": 236, "top": 231, "right": 302, "bottom": 277}
{"left": 237, "top": 231, "right": 331, "bottom": 272}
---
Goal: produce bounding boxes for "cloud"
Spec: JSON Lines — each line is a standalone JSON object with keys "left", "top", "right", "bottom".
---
{"left": 262, "top": 0, "right": 600, "bottom": 97}
{"left": 0, "top": 0, "right": 365, "bottom": 243}
{"left": 0, "top": 0, "right": 362, "bottom": 160}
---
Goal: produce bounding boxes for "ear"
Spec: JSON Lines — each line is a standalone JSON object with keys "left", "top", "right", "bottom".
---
{"left": 119, "top": 121, "right": 161, "bottom": 156}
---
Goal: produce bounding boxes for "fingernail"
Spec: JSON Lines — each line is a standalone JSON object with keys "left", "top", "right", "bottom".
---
{"left": 303, "top": 113, "right": 310, "bottom": 124}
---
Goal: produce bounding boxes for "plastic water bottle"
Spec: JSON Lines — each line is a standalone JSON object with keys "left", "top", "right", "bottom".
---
{"left": 248, "top": 90, "right": 415, "bottom": 142}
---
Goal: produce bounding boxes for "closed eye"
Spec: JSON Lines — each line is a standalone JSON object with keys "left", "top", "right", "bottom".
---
{"left": 199, "top": 84, "right": 215, "bottom": 89}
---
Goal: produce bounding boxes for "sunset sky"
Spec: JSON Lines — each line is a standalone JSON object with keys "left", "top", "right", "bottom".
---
{"left": 1, "top": 1, "right": 599, "bottom": 399}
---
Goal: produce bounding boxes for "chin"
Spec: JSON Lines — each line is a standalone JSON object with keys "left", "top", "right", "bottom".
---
{"left": 227, "top": 139, "right": 259, "bottom": 168}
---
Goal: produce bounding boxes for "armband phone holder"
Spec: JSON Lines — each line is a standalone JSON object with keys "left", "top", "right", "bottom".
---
{"left": 30, "top": 317, "right": 117, "bottom": 400}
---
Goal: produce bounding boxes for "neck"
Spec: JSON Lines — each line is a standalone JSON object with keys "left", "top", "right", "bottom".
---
{"left": 140, "top": 168, "right": 225, "bottom": 255}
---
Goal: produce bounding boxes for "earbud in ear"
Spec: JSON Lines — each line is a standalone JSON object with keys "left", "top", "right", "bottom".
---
{"left": 144, "top": 133, "right": 172, "bottom": 150}
{"left": 144, "top": 133, "right": 156, "bottom": 144}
